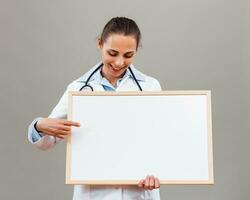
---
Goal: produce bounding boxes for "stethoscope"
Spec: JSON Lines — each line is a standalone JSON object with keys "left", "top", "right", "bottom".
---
{"left": 79, "top": 63, "right": 143, "bottom": 91}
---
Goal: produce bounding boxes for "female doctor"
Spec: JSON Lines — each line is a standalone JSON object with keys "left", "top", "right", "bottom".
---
{"left": 28, "top": 17, "right": 162, "bottom": 200}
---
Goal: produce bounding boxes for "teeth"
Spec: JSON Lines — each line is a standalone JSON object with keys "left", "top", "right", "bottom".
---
{"left": 110, "top": 65, "right": 121, "bottom": 71}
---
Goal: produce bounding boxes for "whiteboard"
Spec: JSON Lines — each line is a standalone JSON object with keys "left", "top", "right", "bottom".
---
{"left": 66, "top": 91, "right": 213, "bottom": 185}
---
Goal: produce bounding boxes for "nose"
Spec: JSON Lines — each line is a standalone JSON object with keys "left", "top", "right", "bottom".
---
{"left": 114, "top": 56, "right": 125, "bottom": 68}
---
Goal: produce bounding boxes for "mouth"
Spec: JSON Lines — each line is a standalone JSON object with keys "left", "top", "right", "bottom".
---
{"left": 109, "top": 64, "right": 126, "bottom": 72}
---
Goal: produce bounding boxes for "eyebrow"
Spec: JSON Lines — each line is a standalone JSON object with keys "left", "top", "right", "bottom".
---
{"left": 109, "top": 49, "right": 135, "bottom": 54}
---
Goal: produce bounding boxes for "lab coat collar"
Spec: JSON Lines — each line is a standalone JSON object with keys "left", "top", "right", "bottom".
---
{"left": 129, "top": 64, "right": 145, "bottom": 81}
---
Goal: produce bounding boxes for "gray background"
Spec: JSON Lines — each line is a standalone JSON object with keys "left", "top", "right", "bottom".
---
{"left": 0, "top": 0, "right": 249, "bottom": 199}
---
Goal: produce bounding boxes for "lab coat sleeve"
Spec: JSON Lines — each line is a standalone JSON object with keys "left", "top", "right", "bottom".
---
{"left": 152, "top": 188, "right": 161, "bottom": 200}
{"left": 152, "top": 79, "right": 162, "bottom": 91}
{"left": 28, "top": 81, "right": 79, "bottom": 150}
{"left": 28, "top": 117, "right": 58, "bottom": 150}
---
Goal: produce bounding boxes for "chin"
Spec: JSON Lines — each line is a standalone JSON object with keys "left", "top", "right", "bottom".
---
{"left": 109, "top": 71, "right": 124, "bottom": 78}
{"left": 108, "top": 65, "right": 127, "bottom": 77}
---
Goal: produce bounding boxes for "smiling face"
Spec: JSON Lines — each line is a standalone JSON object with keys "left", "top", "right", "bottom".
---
{"left": 98, "top": 34, "right": 137, "bottom": 85}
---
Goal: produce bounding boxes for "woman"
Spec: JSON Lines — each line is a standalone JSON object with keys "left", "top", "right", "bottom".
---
{"left": 28, "top": 17, "right": 162, "bottom": 200}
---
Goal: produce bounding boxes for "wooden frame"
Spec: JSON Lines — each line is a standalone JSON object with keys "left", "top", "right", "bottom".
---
{"left": 66, "top": 91, "right": 213, "bottom": 185}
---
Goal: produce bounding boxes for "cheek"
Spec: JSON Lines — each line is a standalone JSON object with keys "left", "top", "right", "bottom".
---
{"left": 102, "top": 53, "right": 114, "bottom": 64}
{"left": 123, "top": 58, "right": 134, "bottom": 67}
{"left": 126, "top": 57, "right": 134, "bottom": 64}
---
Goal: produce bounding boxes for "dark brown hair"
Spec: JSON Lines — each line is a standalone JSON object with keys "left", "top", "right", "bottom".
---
{"left": 100, "top": 17, "right": 141, "bottom": 49}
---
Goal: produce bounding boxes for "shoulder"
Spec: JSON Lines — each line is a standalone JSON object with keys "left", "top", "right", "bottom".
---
{"left": 130, "top": 64, "right": 162, "bottom": 91}
{"left": 65, "top": 62, "right": 102, "bottom": 91}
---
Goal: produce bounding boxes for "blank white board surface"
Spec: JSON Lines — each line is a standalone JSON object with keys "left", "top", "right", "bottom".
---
{"left": 66, "top": 91, "right": 213, "bottom": 185}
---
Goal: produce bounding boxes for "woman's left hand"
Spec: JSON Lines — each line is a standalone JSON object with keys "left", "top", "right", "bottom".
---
{"left": 138, "top": 175, "right": 160, "bottom": 190}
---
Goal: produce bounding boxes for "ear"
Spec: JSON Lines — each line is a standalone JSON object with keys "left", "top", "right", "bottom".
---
{"left": 97, "top": 38, "right": 103, "bottom": 49}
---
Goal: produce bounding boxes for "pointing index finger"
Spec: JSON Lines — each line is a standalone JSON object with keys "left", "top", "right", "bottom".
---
{"left": 62, "top": 120, "right": 81, "bottom": 127}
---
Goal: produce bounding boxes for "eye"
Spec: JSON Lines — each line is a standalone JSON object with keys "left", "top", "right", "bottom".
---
{"left": 124, "top": 53, "right": 134, "bottom": 58}
{"left": 107, "top": 51, "right": 117, "bottom": 57}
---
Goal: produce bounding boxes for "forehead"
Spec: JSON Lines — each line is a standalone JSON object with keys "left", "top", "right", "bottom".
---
{"left": 103, "top": 34, "right": 137, "bottom": 51}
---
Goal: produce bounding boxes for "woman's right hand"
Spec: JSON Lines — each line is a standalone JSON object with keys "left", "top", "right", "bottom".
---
{"left": 36, "top": 118, "right": 81, "bottom": 139}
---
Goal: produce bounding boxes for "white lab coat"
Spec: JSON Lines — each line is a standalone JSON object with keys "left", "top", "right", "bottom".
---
{"left": 28, "top": 62, "right": 162, "bottom": 200}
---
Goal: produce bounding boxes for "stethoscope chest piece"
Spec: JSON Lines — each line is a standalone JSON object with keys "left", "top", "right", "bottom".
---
{"left": 80, "top": 84, "right": 94, "bottom": 91}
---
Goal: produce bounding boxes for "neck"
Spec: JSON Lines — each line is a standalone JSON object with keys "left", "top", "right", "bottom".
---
{"left": 101, "top": 67, "right": 118, "bottom": 87}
